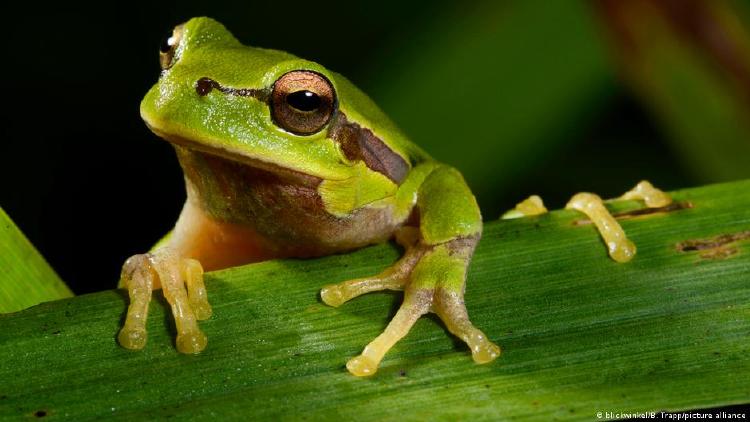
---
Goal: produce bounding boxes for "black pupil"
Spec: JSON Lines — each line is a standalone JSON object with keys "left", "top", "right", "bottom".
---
{"left": 286, "top": 90, "right": 321, "bottom": 112}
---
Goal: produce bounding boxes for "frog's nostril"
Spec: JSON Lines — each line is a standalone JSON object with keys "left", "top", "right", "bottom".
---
{"left": 195, "top": 77, "right": 216, "bottom": 96}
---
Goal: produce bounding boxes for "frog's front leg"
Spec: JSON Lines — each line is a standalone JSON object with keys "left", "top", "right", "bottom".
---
{"left": 320, "top": 227, "right": 421, "bottom": 307}
{"left": 118, "top": 200, "right": 266, "bottom": 353}
{"left": 322, "top": 165, "right": 500, "bottom": 376}
{"left": 118, "top": 250, "right": 210, "bottom": 353}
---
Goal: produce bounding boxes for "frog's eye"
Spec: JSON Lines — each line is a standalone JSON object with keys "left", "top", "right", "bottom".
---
{"left": 270, "top": 71, "right": 336, "bottom": 135}
{"left": 159, "top": 25, "right": 184, "bottom": 70}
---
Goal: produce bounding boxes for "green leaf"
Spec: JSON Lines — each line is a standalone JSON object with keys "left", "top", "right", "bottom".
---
{"left": 1, "top": 180, "right": 749, "bottom": 420}
{"left": 0, "top": 208, "right": 72, "bottom": 313}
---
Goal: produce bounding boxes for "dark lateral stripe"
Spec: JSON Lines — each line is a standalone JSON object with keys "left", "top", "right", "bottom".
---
{"left": 195, "top": 77, "right": 268, "bottom": 101}
{"left": 328, "top": 112, "right": 410, "bottom": 184}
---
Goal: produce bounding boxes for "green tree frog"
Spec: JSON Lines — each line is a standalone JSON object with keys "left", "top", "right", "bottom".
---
{"left": 118, "top": 17, "right": 500, "bottom": 377}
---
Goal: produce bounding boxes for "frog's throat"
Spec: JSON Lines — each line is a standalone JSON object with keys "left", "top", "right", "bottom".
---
{"left": 148, "top": 127, "right": 322, "bottom": 188}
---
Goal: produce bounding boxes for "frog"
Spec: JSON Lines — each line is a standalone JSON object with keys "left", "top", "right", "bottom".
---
{"left": 117, "top": 16, "right": 500, "bottom": 377}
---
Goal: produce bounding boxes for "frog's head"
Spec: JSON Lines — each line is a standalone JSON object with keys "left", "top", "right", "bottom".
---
{"left": 141, "top": 17, "right": 415, "bottom": 187}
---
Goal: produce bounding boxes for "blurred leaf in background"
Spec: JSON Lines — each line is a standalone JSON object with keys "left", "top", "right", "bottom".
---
{"left": 595, "top": 0, "right": 750, "bottom": 184}
{"left": 361, "top": 0, "right": 750, "bottom": 216}
{"left": 365, "top": 1, "right": 617, "bottom": 214}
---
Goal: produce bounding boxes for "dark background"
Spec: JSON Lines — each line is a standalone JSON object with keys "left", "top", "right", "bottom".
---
{"left": 3, "top": 0, "right": 750, "bottom": 295}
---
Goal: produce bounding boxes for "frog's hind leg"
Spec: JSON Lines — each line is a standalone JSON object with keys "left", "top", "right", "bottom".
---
{"left": 425, "top": 238, "right": 500, "bottom": 364}
{"left": 432, "top": 242, "right": 500, "bottom": 364}
{"left": 331, "top": 165, "right": 500, "bottom": 377}
{"left": 344, "top": 238, "right": 500, "bottom": 376}
{"left": 565, "top": 180, "right": 672, "bottom": 263}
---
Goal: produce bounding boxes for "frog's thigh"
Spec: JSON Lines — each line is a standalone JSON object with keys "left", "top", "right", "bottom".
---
{"left": 416, "top": 166, "right": 481, "bottom": 244}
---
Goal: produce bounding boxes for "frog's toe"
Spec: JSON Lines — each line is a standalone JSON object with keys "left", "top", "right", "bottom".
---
{"left": 466, "top": 330, "right": 501, "bottom": 364}
{"left": 619, "top": 180, "right": 672, "bottom": 208}
{"left": 346, "top": 355, "right": 378, "bottom": 377}
{"left": 118, "top": 254, "right": 155, "bottom": 351}
{"left": 176, "top": 329, "right": 208, "bottom": 354}
{"left": 320, "top": 274, "right": 406, "bottom": 308}
{"left": 119, "top": 250, "right": 213, "bottom": 354}
{"left": 432, "top": 273, "right": 501, "bottom": 366}
{"left": 182, "top": 258, "right": 213, "bottom": 320}
{"left": 192, "top": 302, "right": 213, "bottom": 321}
{"left": 153, "top": 252, "right": 212, "bottom": 353}
{"left": 118, "top": 326, "right": 147, "bottom": 350}
{"left": 320, "top": 284, "right": 346, "bottom": 307}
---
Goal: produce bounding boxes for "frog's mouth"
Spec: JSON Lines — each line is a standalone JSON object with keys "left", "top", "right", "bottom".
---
{"left": 146, "top": 124, "right": 323, "bottom": 188}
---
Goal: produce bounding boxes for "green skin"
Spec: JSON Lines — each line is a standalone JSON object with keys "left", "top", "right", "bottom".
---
{"left": 121, "top": 17, "right": 500, "bottom": 377}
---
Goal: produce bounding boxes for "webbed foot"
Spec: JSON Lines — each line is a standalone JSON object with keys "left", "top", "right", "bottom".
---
{"left": 118, "top": 249, "right": 212, "bottom": 354}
